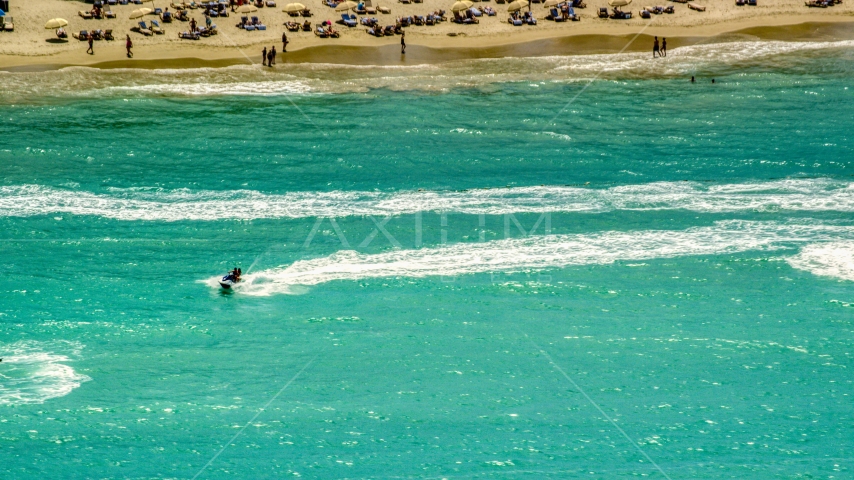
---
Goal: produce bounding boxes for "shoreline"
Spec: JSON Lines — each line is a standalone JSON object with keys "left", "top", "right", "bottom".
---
{"left": 2, "top": 18, "right": 854, "bottom": 71}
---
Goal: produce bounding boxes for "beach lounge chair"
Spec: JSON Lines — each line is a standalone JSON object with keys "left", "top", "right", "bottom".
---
{"left": 548, "top": 7, "right": 566, "bottom": 20}
{"left": 162, "top": 11, "right": 173, "bottom": 22}
{"left": 687, "top": 2, "right": 705, "bottom": 10}
{"left": 285, "top": 21, "right": 301, "bottom": 31}
{"left": 179, "top": 30, "right": 200, "bottom": 39}
{"left": 108, "top": 0, "right": 118, "bottom": 4}
{"left": 598, "top": 7, "right": 608, "bottom": 17}
{"left": 134, "top": 21, "right": 154, "bottom": 35}
{"left": 736, "top": 0, "right": 745, "bottom": 4}
{"left": 267, "top": 0, "right": 277, "bottom": 6}
{"left": 72, "top": 30, "right": 89, "bottom": 40}
{"left": 104, "top": 29, "right": 115, "bottom": 40}
{"left": 747, "top": 0, "right": 756, "bottom": 4}
{"left": 639, "top": 8, "right": 650, "bottom": 17}
{"left": 79, "top": 10, "right": 94, "bottom": 19}
{"left": 151, "top": 19, "right": 166, "bottom": 33}
{"left": 119, "top": 0, "right": 129, "bottom": 4}
{"left": 341, "top": 13, "right": 358, "bottom": 26}
{"left": 363, "top": 0, "right": 378, "bottom": 13}
{"left": 377, "top": 5, "right": 392, "bottom": 13}
{"left": 302, "top": 21, "right": 312, "bottom": 30}
{"left": 610, "top": 8, "right": 631, "bottom": 17}
{"left": 508, "top": 14, "right": 523, "bottom": 25}
{"left": 90, "top": 30, "right": 104, "bottom": 40}
{"left": 483, "top": 7, "right": 497, "bottom": 15}
{"left": 366, "top": 25, "right": 383, "bottom": 35}
{"left": 301, "top": 8, "right": 313, "bottom": 16}
{"left": 663, "top": 4, "right": 674, "bottom": 12}
{"left": 399, "top": 0, "right": 411, "bottom": 3}
{"left": 105, "top": 8, "right": 117, "bottom": 18}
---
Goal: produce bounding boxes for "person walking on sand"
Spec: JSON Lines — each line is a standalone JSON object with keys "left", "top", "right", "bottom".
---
{"left": 282, "top": 32, "right": 289, "bottom": 52}
{"left": 401, "top": 31, "right": 406, "bottom": 54}
{"left": 661, "top": 38, "right": 667, "bottom": 57}
{"left": 271, "top": 46, "right": 277, "bottom": 65}
{"left": 262, "top": 46, "right": 267, "bottom": 66}
{"left": 653, "top": 36, "right": 660, "bottom": 58}
{"left": 86, "top": 33, "right": 94, "bottom": 55}
{"left": 126, "top": 35, "right": 133, "bottom": 58}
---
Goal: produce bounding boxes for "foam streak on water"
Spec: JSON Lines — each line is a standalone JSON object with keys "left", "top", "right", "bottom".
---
{"left": 0, "top": 341, "right": 90, "bottom": 406}
{"left": 223, "top": 221, "right": 854, "bottom": 295}
{"left": 2, "top": 179, "right": 853, "bottom": 221}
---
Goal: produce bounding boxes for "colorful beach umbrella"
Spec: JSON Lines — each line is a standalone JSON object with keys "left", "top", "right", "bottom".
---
{"left": 236, "top": 4, "right": 258, "bottom": 13}
{"left": 45, "top": 18, "right": 69, "bottom": 29}
{"left": 608, "top": 0, "right": 631, "bottom": 5}
{"left": 451, "top": 0, "right": 474, "bottom": 12}
{"left": 506, "top": 0, "right": 527, "bottom": 10}
{"left": 335, "top": 1, "right": 358, "bottom": 11}
{"left": 283, "top": 3, "right": 307, "bottom": 12}
{"left": 129, "top": 8, "right": 153, "bottom": 18}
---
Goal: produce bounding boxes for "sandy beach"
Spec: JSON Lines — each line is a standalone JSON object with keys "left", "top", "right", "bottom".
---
{"left": 0, "top": 0, "right": 852, "bottom": 69}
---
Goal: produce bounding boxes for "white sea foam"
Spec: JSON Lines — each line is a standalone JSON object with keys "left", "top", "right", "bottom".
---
{"left": 786, "top": 241, "right": 854, "bottom": 282}
{"left": 1, "top": 40, "right": 853, "bottom": 100}
{"left": 0, "top": 341, "right": 90, "bottom": 406}
{"left": 217, "top": 221, "right": 854, "bottom": 295}
{"left": 2, "top": 179, "right": 853, "bottom": 221}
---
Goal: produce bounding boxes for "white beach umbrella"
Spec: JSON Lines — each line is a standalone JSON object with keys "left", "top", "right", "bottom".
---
{"left": 506, "top": 0, "right": 527, "bottom": 11}
{"left": 335, "top": 1, "right": 358, "bottom": 11}
{"left": 129, "top": 8, "right": 153, "bottom": 18}
{"left": 451, "top": 0, "right": 474, "bottom": 11}
{"left": 236, "top": 4, "right": 258, "bottom": 13}
{"left": 608, "top": 0, "right": 631, "bottom": 6}
{"left": 283, "top": 3, "right": 307, "bottom": 12}
{"left": 44, "top": 18, "right": 69, "bottom": 29}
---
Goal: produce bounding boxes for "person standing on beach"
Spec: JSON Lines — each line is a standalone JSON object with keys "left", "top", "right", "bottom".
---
{"left": 282, "top": 32, "right": 289, "bottom": 52}
{"left": 262, "top": 46, "right": 267, "bottom": 66}
{"left": 653, "top": 36, "right": 660, "bottom": 58}
{"left": 401, "top": 31, "right": 406, "bottom": 54}
{"left": 126, "top": 35, "right": 133, "bottom": 58}
{"left": 661, "top": 38, "right": 667, "bottom": 57}
{"left": 271, "top": 46, "right": 277, "bottom": 66}
{"left": 86, "top": 33, "right": 94, "bottom": 55}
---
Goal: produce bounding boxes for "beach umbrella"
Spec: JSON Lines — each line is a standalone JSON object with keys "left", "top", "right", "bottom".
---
{"left": 542, "top": 0, "right": 562, "bottom": 7}
{"left": 283, "top": 3, "right": 306, "bottom": 12}
{"left": 235, "top": 4, "right": 258, "bottom": 13}
{"left": 0, "top": 9, "right": 5, "bottom": 16}
{"left": 45, "top": 18, "right": 69, "bottom": 29}
{"left": 130, "top": 8, "right": 153, "bottom": 18}
{"left": 506, "top": 0, "right": 526, "bottom": 10}
{"left": 335, "top": 1, "right": 358, "bottom": 11}
{"left": 608, "top": 0, "right": 631, "bottom": 5}
{"left": 451, "top": 0, "right": 474, "bottom": 12}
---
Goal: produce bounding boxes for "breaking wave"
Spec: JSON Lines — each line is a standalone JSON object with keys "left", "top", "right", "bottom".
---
{"left": 786, "top": 241, "right": 854, "bottom": 282}
{"left": 1, "top": 40, "right": 852, "bottom": 101}
{"left": 2, "top": 178, "right": 853, "bottom": 221}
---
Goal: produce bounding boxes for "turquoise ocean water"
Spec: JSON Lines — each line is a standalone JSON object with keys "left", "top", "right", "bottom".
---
{"left": 1, "top": 39, "right": 853, "bottom": 479}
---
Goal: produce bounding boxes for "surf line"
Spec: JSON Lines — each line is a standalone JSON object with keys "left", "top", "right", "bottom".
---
{"left": 190, "top": 350, "right": 322, "bottom": 480}
{"left": 518, "top": 328, "right": 673, "bottom": 480}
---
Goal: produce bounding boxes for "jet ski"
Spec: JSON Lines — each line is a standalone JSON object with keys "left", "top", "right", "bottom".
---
{"left": 219, "top": 268, "right": 242, "bottom": 289}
